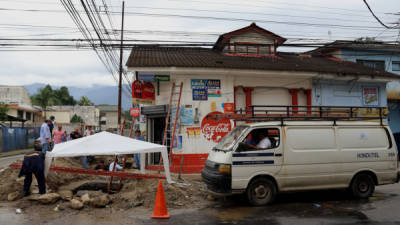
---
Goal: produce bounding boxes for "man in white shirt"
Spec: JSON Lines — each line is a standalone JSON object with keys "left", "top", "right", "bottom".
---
{"left": 246, "top": 131, "right": 271, "bottom": 150}
{"left": 109, "top": 159, "right": 123, "bottom": 172}
{"left": 256, "top": 133, "right": 271, "bottom": 149}
{"left": 40, "top": 120, "right": 52, "bottom": 154}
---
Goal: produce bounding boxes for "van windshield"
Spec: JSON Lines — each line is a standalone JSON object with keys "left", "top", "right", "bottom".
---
{"left": 214, "top": 125, "right": 248, "bottom": 151}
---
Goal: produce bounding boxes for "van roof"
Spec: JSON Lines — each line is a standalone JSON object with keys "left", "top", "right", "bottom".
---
{"left": 243, "top": 120, "right": 387, "bottom": 127}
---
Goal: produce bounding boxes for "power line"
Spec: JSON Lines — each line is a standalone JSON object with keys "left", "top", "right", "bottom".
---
{"left": 363, "top": 0, "right": 398, "bottom": 29}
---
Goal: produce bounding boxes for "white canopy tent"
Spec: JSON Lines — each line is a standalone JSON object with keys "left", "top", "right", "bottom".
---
{"left": 45, "top": 131, "right": 173, "bottom": 183}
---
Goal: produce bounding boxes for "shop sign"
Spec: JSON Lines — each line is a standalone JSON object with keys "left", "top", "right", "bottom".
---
{"left": 363, "top": 87, "right": 379, "bottom": 106}
{"left": 155, "top": 74, "right": 170, "bottom": 82}
{"left": 192, "top": 88, "right": 208, "bottom": 101}
{"left": 224, "top": 103, "right": 235, "bottom": 113}
{"left": 187, "top": 127, "right": 201, "bottom": 136}
{"left": 191, "top": 79, "right": 221, "bottom": 97}
{"left": 138, "top": 73, "right": 155, "bottom": 82}
{"left": 173, "top": 135, "right": 183, "bottom": 150}
{"left": 130, "top": 107, "right": 140, "bottom": 118}
{"left": 132, "top": 81, "right": 155, "bottom": 105}
{"left": 191, "top": 79, "right": 207, "bottom": 88}
{"left": 181, "top": 105, "right": 194, "bottom": 125}
{"left": 201, "top": 111, "right": 232, "bottom": 143}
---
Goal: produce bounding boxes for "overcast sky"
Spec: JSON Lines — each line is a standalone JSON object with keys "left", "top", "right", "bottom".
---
{"left": 0, "top": 0, "right": 399, "bottom": 89}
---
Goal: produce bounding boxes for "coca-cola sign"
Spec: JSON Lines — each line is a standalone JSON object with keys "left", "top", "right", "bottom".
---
{"left": 201, "top": 111, "right": 232, "bottom": 143}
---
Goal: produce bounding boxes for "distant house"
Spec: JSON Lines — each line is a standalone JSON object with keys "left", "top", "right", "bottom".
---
{"left": 310, "top": 40, "right": 400, "bottom": 132}
{"left": 309, "top": 40, "right": 400, "bottom": 75}
{"left": 126, "top": 23, "right": 400, "bottom": 173}
{"left": 97, "top": 105, "right": 118, "bottom": 131}
{"left": 46, "top": 105, "right": 100, "bottom": 132}
{"left": 0, "top": 86, "right": 42, "bottom": 126}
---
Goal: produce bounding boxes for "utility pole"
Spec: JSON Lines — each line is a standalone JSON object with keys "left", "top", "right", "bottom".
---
{"left": 118, "top": 1, "right": 125, "bottom": 127}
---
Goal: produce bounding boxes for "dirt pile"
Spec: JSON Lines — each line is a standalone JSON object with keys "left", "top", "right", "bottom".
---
{"left": 113, "top": 178, "right": 209, "bottom": 209}
{"left": 0, "top": 167, "right": 23, "bottom": 201}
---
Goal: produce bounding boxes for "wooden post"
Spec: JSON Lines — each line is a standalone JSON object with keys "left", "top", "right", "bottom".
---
{"left": 108, "top": 155, "right": 118, "bottom": 193}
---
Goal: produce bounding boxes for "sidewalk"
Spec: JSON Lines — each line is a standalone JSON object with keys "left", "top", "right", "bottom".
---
{"left": 0, "top": 148, "right": 33, "bottom": 158}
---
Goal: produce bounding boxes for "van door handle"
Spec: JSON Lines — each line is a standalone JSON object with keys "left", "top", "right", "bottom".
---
{"left": 275, "top": 153, "right": 282, "bottom": 157}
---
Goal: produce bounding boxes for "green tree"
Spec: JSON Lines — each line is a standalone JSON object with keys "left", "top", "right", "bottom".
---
{"left": 31, "top": 85, "right": 77, "bottom": 112}
{"left": 70, "top": 114, "right": 85, "bottom": 123}
{"left": 30, "top": 84, "right": 54, "bottom": 117}
{"left": 78, "top": 96, "right": 94, "bottom": 106}
{"left": 53, "top": 86, "right": 76, "bottom": 105}
{"left": 0, "top": 103, "right": 8, "bottom": 122}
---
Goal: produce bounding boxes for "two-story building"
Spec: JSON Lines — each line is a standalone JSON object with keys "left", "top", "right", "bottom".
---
{"left": 126, "top": 23, "right": 400, "bottom": 173}
{"left": 0, "top": 86, "right": 42, "bottom": 126}
{"left": 310, "top": 40, "right": 400, "bottom": 132}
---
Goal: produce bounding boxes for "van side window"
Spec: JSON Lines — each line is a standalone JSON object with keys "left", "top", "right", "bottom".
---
{"left": 242, "top": 128, "right": 280, "bottom": 150}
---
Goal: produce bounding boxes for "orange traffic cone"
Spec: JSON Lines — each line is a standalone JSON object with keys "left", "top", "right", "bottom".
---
{"left": 151, "top": 180, "right": 170, "bottom": 219}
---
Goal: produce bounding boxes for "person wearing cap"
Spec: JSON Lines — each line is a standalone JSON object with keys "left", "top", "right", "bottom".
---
{"left": 40, "top": 119, "right": 52, "bottom": 154}
{"left": 18, "top": 152, "right": 46, "bottom": 196}
{"left": 49, "top": 116, "right": 55, "bottom": 134}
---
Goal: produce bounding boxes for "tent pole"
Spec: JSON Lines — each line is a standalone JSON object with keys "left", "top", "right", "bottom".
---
{"left": 108, "top": 156, "right": 118, "bottom": 194}
{"left": 118, "top": 118, "right": 134, "bottom": 191}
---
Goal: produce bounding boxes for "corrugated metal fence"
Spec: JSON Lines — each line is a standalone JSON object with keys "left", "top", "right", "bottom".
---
{"left": 1, "top": 126, "right": 40, "bottom": 152}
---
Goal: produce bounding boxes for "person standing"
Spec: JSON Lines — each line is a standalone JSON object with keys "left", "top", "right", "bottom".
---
{"left": 134, "top": 130, "right": 144, "bottom": 169}
{"left": 18, "top": 152, "right": 46, "bottom": 196}
{"left": 70, "top": 128, "right": 82, "bottom": 140}
{"left": 52, "top": 124, "right": 65, "bottom": 144}
{"left": 49, "top": 116, "right": 55, "bottom": 134}
{"left": 40, "top": 120, "right": 52, "bottom": 154}
{"left": 84, "top": 126, "right": 94, "bottom": 137}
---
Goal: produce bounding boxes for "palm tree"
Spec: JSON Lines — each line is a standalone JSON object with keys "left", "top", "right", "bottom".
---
{"left": 30, "top": 85, "right": 53, "bottom": 117}
{"left": 78, "top": 96, "right": 94, "bottom": 106}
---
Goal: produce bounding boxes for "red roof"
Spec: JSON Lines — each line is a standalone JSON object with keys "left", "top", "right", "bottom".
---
{"left": 213, "top": 23, "right": 286, "bottom": 51}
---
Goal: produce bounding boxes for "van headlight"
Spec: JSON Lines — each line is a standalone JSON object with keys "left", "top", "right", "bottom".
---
{"left": 219, "top": 164, "right": 231, "bottom": 175}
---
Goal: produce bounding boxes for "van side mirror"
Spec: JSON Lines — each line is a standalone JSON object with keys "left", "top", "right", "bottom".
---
{"left": 236, "top": 142, "right": 248, "bottom": 152}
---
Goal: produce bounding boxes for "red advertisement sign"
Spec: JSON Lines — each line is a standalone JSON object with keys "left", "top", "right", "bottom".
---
{"left": 224, "top": 103, "right": 235, "bottom": 113}
{"left": 130, "top": 108, "right": 140, "bottom": 118}
{"left": 201, "top": 111, "right": 232, "bottom": 143}
{"left": 142, "top": 82, "right": 155, "bottom": 103}
{"left": 132, "top": 80, "right": 143, "bottom": 99}
{"left": 132, "top": 81, "right": 155, "bottom": 105}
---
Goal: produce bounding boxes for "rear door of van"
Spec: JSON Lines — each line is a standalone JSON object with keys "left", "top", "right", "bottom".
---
{"left": 336, "top": 126, "right": 397, "bottom": 185}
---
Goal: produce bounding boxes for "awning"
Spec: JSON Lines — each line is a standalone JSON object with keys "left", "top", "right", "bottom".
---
{"left": 45, "top": 131, "right": 173, "bottom": 183}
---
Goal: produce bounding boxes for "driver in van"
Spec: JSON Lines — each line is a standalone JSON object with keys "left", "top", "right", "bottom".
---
{"left": 246, "top": 131, "right": 271, "bottom": 150}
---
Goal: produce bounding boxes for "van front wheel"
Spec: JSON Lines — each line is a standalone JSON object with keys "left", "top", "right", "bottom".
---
{"left": 351, "top": 174, "right": 375, "bottom": 198}
{"left": 246, "top": 178, "right": 276, "bottom": 206}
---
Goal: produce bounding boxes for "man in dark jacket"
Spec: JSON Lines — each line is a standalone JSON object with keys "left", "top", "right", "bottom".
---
{"left": 18, "top": 152, "right": 46, "bottom": 196}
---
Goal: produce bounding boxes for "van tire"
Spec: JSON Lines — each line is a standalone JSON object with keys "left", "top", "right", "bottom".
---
{"left": 351, "top": 174, "right": 375, "bottom": 198}
{"left": 246, "top": 177, "right": 276, "bottom": 206}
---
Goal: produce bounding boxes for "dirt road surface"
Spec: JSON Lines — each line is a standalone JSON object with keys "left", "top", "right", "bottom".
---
{"left": 2, "top": 182, "right": 400, "bottom": 225}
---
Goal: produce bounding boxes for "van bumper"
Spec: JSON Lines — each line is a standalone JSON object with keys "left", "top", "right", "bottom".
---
{"left": 201, "top": 163, "right": 231, "bottom": 194}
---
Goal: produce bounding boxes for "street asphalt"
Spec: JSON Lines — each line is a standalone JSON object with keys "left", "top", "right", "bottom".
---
{"left": 1, "top": 182, "right": 400, "bottom": 225}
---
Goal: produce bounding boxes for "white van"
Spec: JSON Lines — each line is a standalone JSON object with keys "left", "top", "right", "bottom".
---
{"left": 202, "top": 121, "right": 399, "bottom": 205}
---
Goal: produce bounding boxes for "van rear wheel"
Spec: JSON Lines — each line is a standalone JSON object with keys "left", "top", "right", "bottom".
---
{"left": 351, "top": 174, "right": 375, "bottom": 198}
{"left": 246, "top": 177, "right": 276, "bottom": 206}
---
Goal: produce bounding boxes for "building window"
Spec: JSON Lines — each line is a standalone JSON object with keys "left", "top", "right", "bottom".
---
{"left": 17, "top": 110, "right": 23, "bottom": 119}
{"left": 26, "top": 112, "right": 31, "bottom": 121}
{"left": 393, "top": 61, "right": 400, "bottom": 71}
{"left": 231, "top": 42, "right": 273, "bottom": 56}
{"left": 357, "top": 59, "right": 385, "bottom": 71}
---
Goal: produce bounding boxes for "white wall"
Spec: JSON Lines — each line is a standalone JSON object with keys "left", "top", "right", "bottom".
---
{"left": 152, "top": 72, "right": 311, "bottom": 154}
